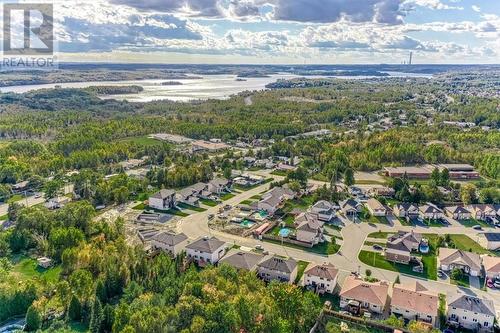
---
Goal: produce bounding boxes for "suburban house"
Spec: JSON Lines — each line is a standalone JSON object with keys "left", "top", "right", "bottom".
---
{"left": 219, "top": 250, "right": 264, "bottom": 271}
{"left": 385, "top": 231, "right": 422, "bottom": 264}
{"left": 177, "top": 186, "right": 201, "bottom": 206}
{"left": 185, "top": 236, "right": 227, "bottom": 266}
{"left": 368, "top": 187, "right": 395, "bottom": 197}
{"left": 339, "top": 275, "right": 389, "bottom": 315}
{"left": 149, "top": 189, "right": 176, "bottom": 210}
{"left": 483, "top": 256, "right": 500, "bottom": 279}
{"left": 446, "top": 291, "right": 495, "bottom": 332}
{"left": 256, "top": 256, "right": 298, "bottom": 284}
{"left": 44, "top": 196, "right": 71, "bottom": 210}
{"left": 390, "top": 281, "right": 439, "bottom": 327}
{"left": 340, "top": 198, "right": 363, "bottom": 217}
{"left": 276, "top": 163, "right": 298, "bottom": 172}
{"left": 309, "top": 200, "right": 337, "bottom": 221}
{"left": 12, "top": 180, "right": 30, "bottom": 194}
{"left": 207, "top": 177, "right": 231, "bottom": 195}
{"left": 294, "top": 212, "right": 325, "bottom": 245}
{"left": 467, "top": 204, "right": 497, "bottom": 221}
{"left": 419, "top": 203, "right": 444, "bottom": 220}
{"left": 445, "top": 206, "right": 472, "bottom": 220}
{"left": 302, "top": 263, "right": 338, "bottom": 294}
{"left": 150, "top": 231, "right": 188, "bottom": 256}
{"left": 258, "top": 186, "right": 296, "bottom": 215}
{"left": 438, "top": 248, "right": 482, "bottom": 277}
{"left": 478, "top": 233, "right": 500, "bottom": 251}
{"left": 366, "top": 198, "right": 387, "bottom": 217}
{"left": 393, "top": 203, "right": 419, "bottom": 219}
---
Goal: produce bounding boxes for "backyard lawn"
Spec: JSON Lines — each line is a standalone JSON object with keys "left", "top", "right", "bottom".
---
{"left": 270, "top": 170, "right": 289, "bottom": 177}
{"left": 7, "top": 256, "right": 62, "bottom": 286}
{"left": 220, "top": 193, "right": 236, "bottom": 201}
{"left": 447, "top": 234, "right": 494, "bottom": 255}
{"left": 200, "top": 198, "right": 217, "bottom": 207}
{"left": 132, "top": 202, "right": 146, "bottom": 210}
{"left": 177, "top": 202, "right": 206, "bottom": 212}
{"left": 282, "top": 194, "right": 315, "bottom": 213}
{"left": 263, "top": 238, "right": 340, "bottom": 256}
{"left": 361, "top": 215, "right": 390, "bottom": 225}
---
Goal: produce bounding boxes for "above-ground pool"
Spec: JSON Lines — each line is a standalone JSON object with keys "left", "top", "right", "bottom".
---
{"left": 419, "top": 239, "right": 430, "bottom": 254}
{"left": 240, "top": 219, "right": 255, "bottom": 228}
{"left": 278, "top": 228, "right": 291, "bottom": 237}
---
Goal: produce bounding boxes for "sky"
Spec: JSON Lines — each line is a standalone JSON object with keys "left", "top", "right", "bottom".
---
{"left": 2, "top": 0, "right": 500, "bottom": 64}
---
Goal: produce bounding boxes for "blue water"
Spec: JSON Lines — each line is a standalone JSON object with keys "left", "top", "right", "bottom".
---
{"left": 278, "top": 228, "right": 291, "bottom": 237}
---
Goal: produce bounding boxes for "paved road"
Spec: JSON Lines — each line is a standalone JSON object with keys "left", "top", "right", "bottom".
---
{"left": 174, "top": 175, "right": 500, "bottom": 312}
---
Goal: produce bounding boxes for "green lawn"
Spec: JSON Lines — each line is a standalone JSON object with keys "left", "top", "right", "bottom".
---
{"left": 367, "top": 231, "right": 394, "bottom": 239}
{"left": 362, "top": 215, "right": 390, "bottom": 225}
{"left": 358, "top": 250, "right": 437, "bottom": 280}
{"left": 450, "top": 273, "right": 470, "bottom": 287}
{"left": 132, "top": 203, "right": 146, "bottom": 210}
{"left": 177, "top": 202, "right": 206, "bottom": 212}
{"left": 438, "top": 294, "right": 446, "bottom": 328}
{"left": 250, "top": 194, "right": 262, "bottom": 200}
{"left": 0, "top": 214, "right": 7, "bottom": 221}
{"left": 233, "top": 178, "right": 273, "bottom": 191}
{"left": 200, "top": 198, "right": 218, "bottom": 207}
{"left": 324, "top": 316, "right": 386, "bottom": 333}
{"left": 239, "top": 200, "right": 253, "bottom": 205}
{"left": 165, "top": 208, "right": 190, "bottom": 217}
{"left": 282, "top": 194, "right": 315, "bottom": 213}
{"left": 7, "top": 194, "right": 23, "bottom": 204}
{"left": 294, "top": 260, "right": 309, "bottom": 284}
{"left": 364, "top": 240, "right": 386, "bottom": 247}
{"left": 220, "top": 193, "right": 236, "bottom": 201}
{"left": 10, "top": 257, "right": 62, "bottom": 284}
{"left": 283, "top": 214, "right": 295, "bottom": 226}
{"left": 398, "top": 217, "right": 413, "bottom": 226}
{"left": 448, "top": 234, "right": 493, "bottom": 255}
{"left": 119, "top": 135, "right": 166, "bottom": 146}
{"left": 457, "top": 218, "right": 490, "bottom": 228}
{"left": 270, "top": 170, "right": 289, "bottom": 177}
{"left": 354, "top": 179, "right": 386, "bottom": 185}
{"left": 421, "top": 219, "right": 447, "bottom": 228}
{"left": 263, "top": 238, "right": 340, "bottom": 256}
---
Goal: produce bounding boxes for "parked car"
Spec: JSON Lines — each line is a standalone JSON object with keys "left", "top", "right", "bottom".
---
{"left": 494, "top": 281, "right": 500, "bottom": 289}
{"left": 372, "top": 244, "right": 383, "bottom": 250}
{"left": 472, "top": 225, "right": 482, "bottom": 230}
{"left": 254, "top": 244, "right": 263, "bottom": 251}
{"left": 486, "top": 279, "right": 494, "bottom": 288}
{"left": 438, "top": 269, "right": 445, "bottom": 278}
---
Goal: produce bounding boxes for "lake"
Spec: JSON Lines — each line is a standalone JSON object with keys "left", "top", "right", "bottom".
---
{"left": 0, "top": 72, "right": 432, "bottom": 102}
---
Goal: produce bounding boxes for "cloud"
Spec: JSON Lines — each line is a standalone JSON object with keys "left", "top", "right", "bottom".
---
{"left": 471, "top": 5, "right": 481, "bottom": 13}
{"left": 403, "top": 0, "right": 463, "bottom": 10}
{"left": 109, "top": 0, "right": 224, "bottom": 17}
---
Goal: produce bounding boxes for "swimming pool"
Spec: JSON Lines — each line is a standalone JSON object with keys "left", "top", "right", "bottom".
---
{"left": 278, "top": 228, "right": 291, "bottom": 237}
{"left": 241, "top": 219, "right": 255, "bottom": 228}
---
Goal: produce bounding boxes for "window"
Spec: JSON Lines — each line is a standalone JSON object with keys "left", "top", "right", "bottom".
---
{"left": 484, "top": 322, "right": 489, "bottom": 327}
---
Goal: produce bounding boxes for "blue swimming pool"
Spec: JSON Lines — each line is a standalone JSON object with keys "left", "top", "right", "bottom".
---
{"left": 278, "top": 228, "right": 291, "bottom": 237}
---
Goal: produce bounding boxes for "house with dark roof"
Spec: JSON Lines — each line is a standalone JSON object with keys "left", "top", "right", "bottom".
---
{"left": 445, "top": 205, "right": 472, "bottom": 220}
{"left": 446, "top": 291, "right": 495, "bottom": 332}
{"left": 309, "top": 200, "right": 337, "bottom": 221}
{"left": 185, "top": 236, "right": 227, "bottom": 266}
{"left": 149, "top": 189, "right": 176, "bottom": 210}
{"left": 150, "top": 231, "right": 188, "bottom": 256}
{"left": 478, "top": 233, "right": 500, "bottom": 251}
{"left": 302, "top": 263, "right": 338, "bottom": 294}
{"left": 256, "top": 256, "right": 298, "bottom": 284}
{"left": 340, "top": 199, "right": 363, "bottom": 217}
{"left": 393, "top": 203, "right": 419, "bottom": 219}
{"left": 219, "top": 250, "right": 264, "bottom": 271}
{"left": 391, "top": 281, "right": 439, "bottom": 327}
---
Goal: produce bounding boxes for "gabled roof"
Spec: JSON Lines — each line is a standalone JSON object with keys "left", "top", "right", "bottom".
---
{"left": 394, "top": 202, "right": 419, "bottom": 211}
{"left": 340, "top": 275, "right": 389, "bottom": 307}
{"left": 445, "top": 206, "right": 471, "bottom": 214}
{"left": 257, "top": 256, "right": 297, "bottom": 273}
{"left": 151, "top": 232, "right": 188, "bottom": 246}
{"left": 366, "top": 198, "right": 385, "bottom": 211}
{"left": 151, "top": 189, "right": 176, "bottom": 199}
{"left": 387, "top": 231, "right": 422, "bottom": 252}
{"left": 312, "top": 200, "right": 334, "bottom": 211}
{"left": 340, "top": 199, "right": 361, "bottom": 210}
{"left": 391, "top": 282, "right": 438, "bottom": 317}
{"left": 295, "top": 212, "right": 324, "bottom": 232}
{"left": 209, "top": 177, "right": 229, "bottom": 187}
{"left": 483, "top": 256, "right": 500, "bottom": 273}
{"left": 219, "top": 250, "right": 264, "bottom": 271}
{"left": 438, "top": 248, "right": 481, "bottom": 272}
{"left": 186, "top": 237, "right": 226, "bottom": 253}
{"left": 447, "top": 291, "right": 495, "bottom": 317}
{"left": 305, "top": 263, "right": 338, "bottom": 280}
{"left": 419, "top": 202, "right": 443, "bottom": 214}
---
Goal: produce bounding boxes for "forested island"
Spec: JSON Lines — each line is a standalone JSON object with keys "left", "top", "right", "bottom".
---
{"left": 160, "top": 81, "right": 183, "bottom": 86}
{"left": 84, "top": 85, "right": 144, "bottom": 95}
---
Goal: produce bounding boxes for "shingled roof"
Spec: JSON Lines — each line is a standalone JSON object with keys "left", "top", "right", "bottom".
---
{"left": 186, "top": 237, "right": 226, "bottom": 253}
{"left": 340, "top": 275, "right": 389, "bottom": 307}
{"left": 305, "top": 263, "right": 338, "bottom": 281}
{"left": 257, "top": 256, "right": 297, "bottom": 273}
{"left": 391, "top": 282, "right": 438, "bottom": 317}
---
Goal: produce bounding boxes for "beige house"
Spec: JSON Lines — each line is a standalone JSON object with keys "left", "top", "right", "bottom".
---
{"left": 393, "top": 203, "right": 419, "bottom": 219}
{"left": 150, "top": 231, "right": 188, "bottom": 256}
{"left": 302, "top": 263, "right": 338, "bottom": 294}
{"left": 438, "top": 248, "right": 482, "bottom": 277}
{"left": 256, "top": 256, "right": 298, "bottom": 284}
{"left": 391, "top": 281, "right": 439, "bottom": 327}
{"left": 185, "top": 236, "right": 227, "bottom": 266}
{"left": 366, "top": 198, "right": 387, "bottom": 217}
{"left": 257, "top": 186, "right": 296, "bottom": 216}
{"left": 445, "top": 206, "right": 472, "bottom": 220}
{"left": 478, "top": 233, "right": 500, "bottom": 251}
{"left": 483, "top": 256, "right": 500, "bottom": 279}
{"left": 294, "top": 212, "right": 325, "bottom": 245}
{"left": 339, "top": 275, "right": 389, "bottom": 314}
{"left": 467, "top": 204, "right": 497, "bottom": 221}
{"left": 419, "top": 203, "right": 444, "bottom": 220}
{"left": 447, "top": 291, "right": 495, "bottom": 332}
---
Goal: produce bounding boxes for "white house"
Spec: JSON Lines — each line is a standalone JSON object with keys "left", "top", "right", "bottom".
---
{"left": 302, "top": 263, "right": 338, "bottom": 294}
{"left": 446, "top": 291, "right": 495, "bottom": 332}
{"left": 207, "top": 178, "right": 231, "bottom": 195}
{"left": 445, "top": 206, "right": 472, "bottom": 220}
{"left": 150, "top": 231, "right": 188, "bottom": 256}
{"left": 366, "top": 198, "right": 387, "bottom": 217}
{"left": 149, "top": 189, "right": 176, "bottom": 210}
{"left": 483, "top": 256, "right": 500, "bottom": 280}
{"left": 185, "top": 236, "right": 227, "bottom": 266}
{"left": 340, "top": 199, "right": 363, "bottom": 217}
{"left": 393, "top": 203, "right": 419, "bottom": 218}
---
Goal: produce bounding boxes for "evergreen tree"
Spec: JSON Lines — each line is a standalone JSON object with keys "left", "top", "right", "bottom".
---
{"left": 95, "top": 279, "right": 107, "bottom": 303}
{"left": 89, "top": 298, "right": 104, "bottom": 333}
{"left": 68, "top": 295, "right": 82, "bottom": 321}
{"left": 344, "top": 168, "right": 355, "bottom": 187}
{"left": 25, "top": 305, "right": 42, "bottom": 331}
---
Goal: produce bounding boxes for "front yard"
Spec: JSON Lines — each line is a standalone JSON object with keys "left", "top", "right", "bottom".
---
{"left": 457, "top": 218, "right": 490, "bottom": 228}
{"left": 200, "top": 198, "right": 218, "bottom": 206}
{"left": 220, "top": 193, "right": 236, "bottom": 201}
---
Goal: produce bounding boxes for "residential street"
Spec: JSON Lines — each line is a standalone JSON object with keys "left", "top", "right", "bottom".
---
{"left": 173, "top": 176, "right": 500, "bottom": 311}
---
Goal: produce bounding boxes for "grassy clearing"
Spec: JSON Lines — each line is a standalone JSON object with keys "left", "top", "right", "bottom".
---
{"left": 354, "top": 179, "right": 386, "bottom": 185}
{"left": 323, "top": 316, "right": 386, "bottom": 333}
{"left": 7, "top": 194, "right": 23, "bottom": 204}
{"left": 263, "top": 238, "right": 340, "bottom": 256}
{"left": 0, "top": 214, "right": 7, "bottom": 221}
{"left": 294, "top": 260, "right": 309, "bottom": 284}
{"left": 448, "top": 234, "right": 493, "bottom": 255}
{"left": 220, "top": 193, "right": 236, "bottom": 201}
{"left": 270, "top": 170, "right": 289, "bottom": 177}
{"left": 200, "top": 198, "right": 217, "bottom": 207}
{"left": 8, "top": 257, "right": 62, "bottom": 286}
{"left": 250, "top": 194, "right": 262, "bottom": 200}
{"left": 132, "top": 203, "right": 146, "bottom": 210}
{"left": 119, "top": 136, "right": 165, "bottom": 146}
{"left": 177, "top": 202, "right": 206, "bottom": 212}
{"left": 367, "top": 231, "right": 394, "bottom": 239}
{"left": 364, "top": 240, "right": 386, "bottom": 247}
{"left": 282, "top": 194, "right": 315, "bottom": 213}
